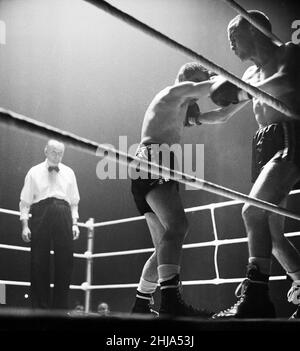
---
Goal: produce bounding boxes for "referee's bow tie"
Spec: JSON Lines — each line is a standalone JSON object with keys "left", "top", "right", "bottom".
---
{"left": 48, "top": 166, "right": 59, "bottom": 172}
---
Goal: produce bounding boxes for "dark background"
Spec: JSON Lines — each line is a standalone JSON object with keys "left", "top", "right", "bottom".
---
{"left": 0, "top": 0, "right": 299, "bottom": 317}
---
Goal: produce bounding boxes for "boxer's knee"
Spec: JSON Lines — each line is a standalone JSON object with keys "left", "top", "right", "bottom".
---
{"left": 242, "top": 203, "right": 268, "bottom": 225}
{"left": 163, "top": 217, "right": 189, "bottom": 242}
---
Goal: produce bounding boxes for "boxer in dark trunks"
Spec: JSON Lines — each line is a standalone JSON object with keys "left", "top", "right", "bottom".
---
{"left": 130, "top": 62, "right": 243, "bottom": 317}
{"left": 252, "top": 123, "right": 300, "bottom": 185}
{"left": 200, "top": 10, "right": 300, "bottom": 319}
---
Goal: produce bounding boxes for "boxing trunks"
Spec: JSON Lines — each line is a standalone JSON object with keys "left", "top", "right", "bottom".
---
{"left": 131, "top": 143, "right": 179, "bottom": 215}
{"left": 252, "top": 122, "right": 300, "bottom": 187}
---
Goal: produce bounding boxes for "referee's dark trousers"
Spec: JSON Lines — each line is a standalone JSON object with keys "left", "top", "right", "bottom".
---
{"left": 30, "top": 198, "right": 73, "bottom": 310}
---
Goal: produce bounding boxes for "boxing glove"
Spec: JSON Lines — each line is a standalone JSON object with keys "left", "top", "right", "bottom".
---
{"left": 184, "top": 102, "right": 202, "bottom": 127}
{"left": 210, "top": 76, "right": 252, "bottom": 107}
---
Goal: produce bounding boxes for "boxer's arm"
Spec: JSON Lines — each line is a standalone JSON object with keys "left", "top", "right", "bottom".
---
{"left": 169, "top": 80, "right": 214, "bottom": 99}
{"left": 210, "top": 77, "right": 252, "bottom": 107}
{"left": 198, "top": 101, "right": 249, "bottom": 124}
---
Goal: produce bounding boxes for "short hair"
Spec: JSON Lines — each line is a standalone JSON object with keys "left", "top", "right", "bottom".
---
{"left": 176, "top": 62, "right": 211, "bottom": 82}
{"left": 44, "top": 139, "right": 65, "bottom": 155}
{"left": 228, "top": 10, "right": 272, "bottom": 32}
{"left": 45, "top": 139, "right": 65, "bottom": 150}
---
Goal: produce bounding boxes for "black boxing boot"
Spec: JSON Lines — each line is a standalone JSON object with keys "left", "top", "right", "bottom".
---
{"left": 131, "top": 291, "right": 158, "bottom": 316}
{"left": 159, "top": 274, "right": 213, "bottom": 318}
{"left": 212, "top": 263, "right": 276, "bottom": 319}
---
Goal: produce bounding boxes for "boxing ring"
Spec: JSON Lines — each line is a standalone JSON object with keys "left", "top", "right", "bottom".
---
{"left": 1, "top": 191, "right": 300, "bottom": 313}
{"left": 0, "top": 0, "right": 300, "bottom": 332}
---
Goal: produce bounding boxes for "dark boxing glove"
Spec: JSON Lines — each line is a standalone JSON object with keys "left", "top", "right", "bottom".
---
{"left": 184, "top": 102, "right": 202, "bottom": 127}
{"left": 210, "top": 76, "right": 252, "bottom": 107}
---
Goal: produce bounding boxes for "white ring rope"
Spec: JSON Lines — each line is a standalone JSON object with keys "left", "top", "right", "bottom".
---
{"left": 1, "top": 203, "right": 299, "bottom": 290}
{"left": 0, "top": 276, "right": 290, "bottom": 291}
{"left": 0, "top": 243, "right": 86, "bottom": 259}
{"left": 84, "top": 275, "right": 289, "bottom": 290}
{"left": 0, "top": 209, "right": 28, "bottom": 217}
{"left": 0, "top": 280, "right": 83, "bottom": 290}
{"left": 222, "top": 0, "right": 283, "bottom": 46}
{"left": 1, "top": 187, "right": 300, "bottom": 256}
{"left": 90, "top": 232, "right": 300, "bottom": 259}
{"left": 5, "top": 230, "right": 296, "bottom": 259}
{"left": 0, "top": 244, "right": 30, "bottom": 252}
{"left": 211, "top": 208, "right": 220, "bottom": 280}
{"left": 0, "top": 207, "right": 88, "bottom": 227}
{"left": 87, "top": 190, "right": 300, "bottom": 227}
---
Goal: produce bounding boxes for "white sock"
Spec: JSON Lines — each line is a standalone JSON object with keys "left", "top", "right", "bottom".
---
{"left": 137, "top": 278, "right": 158, "bottom": 295}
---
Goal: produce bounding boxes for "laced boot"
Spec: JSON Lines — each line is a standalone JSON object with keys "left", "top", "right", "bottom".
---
{"left": 159, "top": 274, "right": 213, "bottom": 318}
{"left": 287, "top": 280, "right": 300, "bottom": 319}
{"left": 131, "top": 291, "right": 158, "bottom": 316}
{"left": 212, "top": 263, "right": 276, "bottom": 319}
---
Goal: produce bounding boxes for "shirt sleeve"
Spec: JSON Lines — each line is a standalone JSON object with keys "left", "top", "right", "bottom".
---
{"left": 69, "top": 170, "right": 80, "bottom": 220}
{"left": 19, "top": 171, "right": 34, "bottom": 220}
{"left": 19, "top": 200, "right": 31, "bottom": 221}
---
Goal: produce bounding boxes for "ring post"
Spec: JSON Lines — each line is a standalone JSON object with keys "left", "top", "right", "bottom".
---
{"left": 210, "top": 207, "right": 220, "bottom": 281}
{"left": 84, "top": 218, "right": 95, "bottom": 314}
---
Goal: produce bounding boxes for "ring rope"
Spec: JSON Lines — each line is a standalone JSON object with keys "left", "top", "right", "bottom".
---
{"left": 1, "top": 232, "right": 299, "bottom": 259}
{"left": 91, "top": 202, "right": 242, "bottom": 228}
{"left": 0, "top": 280, "right": 83, "bottom": 290}
{"left": 0, "top": 206, "right": 88, "bottom": 227}
{"left": 0, "top": 276, "right": 288, "bottom": 291}
{"left": 211, "top": 208, "right": 220, "bottom": 280}
{"left": 92, "top": 190, "right": 300, "bottom": 227}
{"left": 222, "top": 0, "right": 283, "bottom": 45}
{"left": 1, "top": 107, "right": 300, "bottom": 221}
{"left": 0, "top": 205, "right": 299, "bottom": 292}
{"left": 84, "top": 275, "right": 289, "bottom": 290}
{"left": 90, "top": 231, "right": 300, "bottom": 259}
{"left": 84, "top": 0, "right": 296, "bottom": 119}
{"left": 0, "top": 209, "right": 26, "bottom": 216}
{"left": 0, "top": 243, "right": 85, "bottom": 259}
{"left": 2, "top": 189, "right": 299, "bottom": 229}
